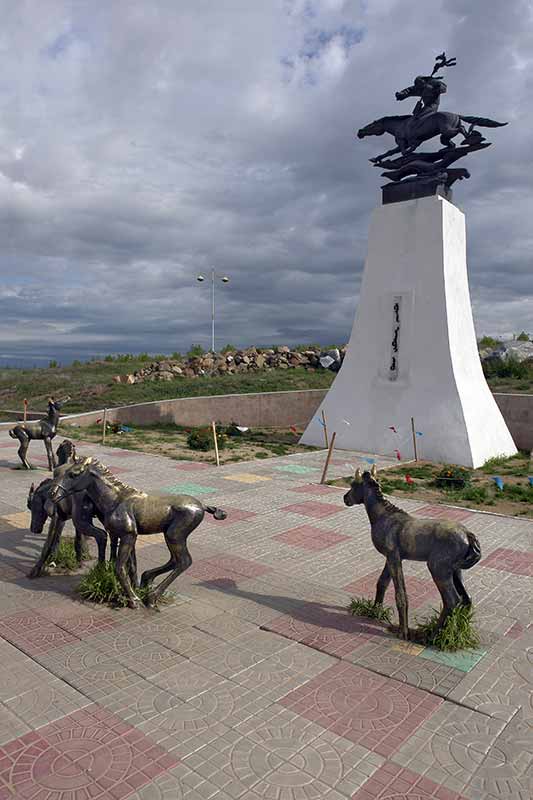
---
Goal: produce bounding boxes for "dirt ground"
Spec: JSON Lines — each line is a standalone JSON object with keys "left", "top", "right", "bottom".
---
{"left": 62, "top": 423, "right": 319, "bottom": 465}
{"left": 331, "top": 455, "right": 533, "bottom": 519}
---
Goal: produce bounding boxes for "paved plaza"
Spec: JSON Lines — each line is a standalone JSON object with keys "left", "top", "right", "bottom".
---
{"left": 0, "top": 431, "right": 531, "bottom": 799}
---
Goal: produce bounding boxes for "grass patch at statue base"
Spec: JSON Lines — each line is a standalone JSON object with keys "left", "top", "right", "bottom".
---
{"left": 348, "top": 596, "right": 393, "bottom": 623}
{"left": 46, "top": 537, "right": 91, "bottom": 572}
{"left": 415, "top": 604, "right": 480, "bottom": 651}
{"left": 78, "top": 561, "right": 172, "bottom": 608}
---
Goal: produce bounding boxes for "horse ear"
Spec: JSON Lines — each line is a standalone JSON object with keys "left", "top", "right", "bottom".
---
{"left": 371, "top": 464, "right": 378, "bottom": 479}
{"left": 29, "top": 483, "right": 35, "bottom": 496}
{"left": 354, "top": 468, "right": 361, "bottom": 481}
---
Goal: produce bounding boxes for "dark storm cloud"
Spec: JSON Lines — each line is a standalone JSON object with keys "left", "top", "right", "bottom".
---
{"left": 0, "top": 0, "right": 532, "bottom": 364}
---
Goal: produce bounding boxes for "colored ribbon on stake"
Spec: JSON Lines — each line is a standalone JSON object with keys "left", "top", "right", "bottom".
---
{"left": 492, "top": 476, "right": 504, "bottom": 491}
{"left": 394, "top": 449, "right": 402, "bottom": 461}
{"left": 528, "top": 476, "right": 533, "bottom": 487}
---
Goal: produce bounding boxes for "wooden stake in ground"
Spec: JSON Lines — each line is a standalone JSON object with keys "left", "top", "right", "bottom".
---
{"left": 102, "top": 408, "right": 108, "bottom": 445}
{"left": 320, "top": 431, "right": 337, "bottom": 484}
{"left": 321, "top": 409, "right": 329, "bottom": 449}
{"left": 211, "top": 420, "right": 220, "bottom": 466}
{"left": 411, "top": 417, "right": 418, "bottom": 461}
{"left": 23, "top": 398, "right": 28, "bottom": 423}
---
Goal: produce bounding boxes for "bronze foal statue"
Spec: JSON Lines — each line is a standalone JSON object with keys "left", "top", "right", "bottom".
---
{"left": 9, "top": 396, "right": 69, "bottom": 471}
{"left": 27, "top": 441, "right": 119, "bottom": 579}
{"left": 344, "top": 465, "right": 481, "bottom": 639}
{"left": 50, "top": 457, "right": 227, "bottom": 608}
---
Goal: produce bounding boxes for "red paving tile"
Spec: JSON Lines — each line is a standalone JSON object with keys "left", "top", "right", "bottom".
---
{"left": 0, "top": 610, "right": 79, "bottom": 656}
{"left": 0, "top": 704, "right": 178, "bottom": 800}
{"left": 352, "top": 762, "right": 468, "bottom": 799}
{"left": 281, "top": 500, "right": 344, "bottom": 519}
{"left": 343, "top": 570, "right": 439, "bottom": 610}
{"left": 412, "top": 505, "right": 474, "bottom": 523}
{"left": 107, "top": 466, "right": 131, "bottom": 475}
{"left": 174, "top": 461, "right": 211, "bottom": 470}
{"left": 288, "top": 483, "right": 343, "bottom": 494}
{"left": 274, "top": 524, "right": 350, "bottom": 551}
{"left": 480, "top": 547, "right": 533, "bottom": 576}
{"left": 280, "top": 662, "right": 442, "bottom": 757}
{"left": 56, "top": 612, "right": 124, "bottom": 639}
{"left": 263, "top": 607, "right": 383, "bottom": 657}
{"left": 504, "top": 621, "right": 530, "bottom": 639}
{"left": 187, "top": 554, "right": 270, "bottom": 583}
{"left": 202, "top": 506, "right": 257, "bottom": 525}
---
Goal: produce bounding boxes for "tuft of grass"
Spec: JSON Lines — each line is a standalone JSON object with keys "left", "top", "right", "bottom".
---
{"left": 77, "top": 562, "right": 171, "bottom": 608}
{"left": 348, "top": 596, "right": 392, "bottom": 623}
{"left": 46, "top": 537, "right": 91, "bottom": 571}
{"left": 416, "top": 604, "right": 480, "bottom": 651}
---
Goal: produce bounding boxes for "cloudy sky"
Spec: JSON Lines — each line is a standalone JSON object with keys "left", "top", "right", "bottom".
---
{"left": 1, "top": 0, "right": 532, "bottom": 366}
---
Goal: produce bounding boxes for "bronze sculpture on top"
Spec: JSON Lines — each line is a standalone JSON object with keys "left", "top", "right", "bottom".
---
{"left": 9, "top": 396, "right": 70, "bottom": 471}
{"left": 357, "top": 53, "right": 508, "bottom": 204}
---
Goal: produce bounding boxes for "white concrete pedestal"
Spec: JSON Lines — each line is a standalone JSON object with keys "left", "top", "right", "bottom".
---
{"left": 301, "top": 195, "right": 517, "bottom": 467}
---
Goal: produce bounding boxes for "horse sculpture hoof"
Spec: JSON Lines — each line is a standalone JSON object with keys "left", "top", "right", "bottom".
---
{"left": 127, "top": 597, "right": 141, "bottom": 609}
{"left": 28, "top": 566, "right": 43, "bottom": 579}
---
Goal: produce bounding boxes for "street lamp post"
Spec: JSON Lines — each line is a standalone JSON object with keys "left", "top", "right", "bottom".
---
{"left": 197, "top": 268, "right": 230, "bottom": 353}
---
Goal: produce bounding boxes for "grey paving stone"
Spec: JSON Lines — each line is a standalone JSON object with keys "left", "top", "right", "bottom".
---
{"left": 4, "top": 677, "right": 90, "bottom": 729}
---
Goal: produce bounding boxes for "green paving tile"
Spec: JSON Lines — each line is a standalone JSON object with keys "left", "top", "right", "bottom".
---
{"left": 419, "top": 646, "right": 487, "bottom": 672}
{"left": 162, "top": 482, "right": 218, "bottom": 495}
{"left": 273, "top": 464, "right": 319, "bottom": 474}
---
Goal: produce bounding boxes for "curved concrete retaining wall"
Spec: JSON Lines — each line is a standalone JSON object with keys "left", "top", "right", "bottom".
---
{"left": 2, "top": 390, "right": 532, "bottom": 452}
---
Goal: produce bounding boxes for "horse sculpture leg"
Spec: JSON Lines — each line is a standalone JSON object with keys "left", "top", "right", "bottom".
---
{"left": 115, "top": 534, "right": 141, "bottom": 609}
{"left": 387, "top": 556, "right": 409, "bottom": 640}
{"left": 453, "top": 569, "right": 471, "bottom": 606}
{"left": 145, "top": 536, "right": 192, "bottom": 608}
{"left": 28, "top": 513, "right": 66, "bottom": 578}
{"left": 44, "top": 437, "right": 55, "bottom": 471}
{"left": 374, "top": 563, "right": 391, "bottom": 606}
{"left": 17, "top": 431, "right": 32, "bottom": 470}
{"left": 428, "top": 560, "right": 461, "bottom": 628}
{"left": 72, "top": 498, "right": 108, "bottom": 564}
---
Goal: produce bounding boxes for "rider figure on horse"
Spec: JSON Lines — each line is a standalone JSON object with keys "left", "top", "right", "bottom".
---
{"left": 394, "top": 53, "right": 456, "bottom": 142}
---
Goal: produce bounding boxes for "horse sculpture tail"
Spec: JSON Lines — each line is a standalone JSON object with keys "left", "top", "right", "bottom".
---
{"left": 459, "top": 531, "right": 482, "bottom": 570}
{"left": 205, "top": 505, "right": 227, "bottom": 521}
{"left": 459, "top": 115, "right": 508, "bottom": 128}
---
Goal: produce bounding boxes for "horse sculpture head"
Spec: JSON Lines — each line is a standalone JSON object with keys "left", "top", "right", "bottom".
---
{"left": 357, "top": 119, "right": 385, "bottom": 139}
{"left": 56, "top": 439, "right": 76, "bottom": 466}
{"left": 344, "top": 465, "right": 379, "bottom": 506}
{"left": 27, "top": 480, "right": 51, "bottom": 534}
{"left": 50, "top": 457, "right": 95, "bottom": 502}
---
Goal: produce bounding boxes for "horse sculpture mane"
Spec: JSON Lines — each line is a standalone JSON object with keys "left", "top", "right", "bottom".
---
{"left": 82, "top": 457, "right": 147, "bottom": 498}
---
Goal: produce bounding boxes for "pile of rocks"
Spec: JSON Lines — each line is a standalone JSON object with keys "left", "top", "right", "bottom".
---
{"left": 479, "top": 339, "right": 533, "bottom": 364}
{"left": 112, "top": 345, "right": 347, "bottom": 385}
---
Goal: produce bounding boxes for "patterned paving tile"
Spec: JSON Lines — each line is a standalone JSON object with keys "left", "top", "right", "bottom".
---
{"left": 274, "top": 524, "right": 351, "bottom": 551}
{"left": 281, "top": 500, "right": 345, "bottom": 519}
{"left": 162, "top": 482, "right": 218, "bottom": 495}
{"left": 125, "top": 762, "right": 227, "bottom": 799}
{"left": 481, "top": 547, "right": 533, "bottom": 576}
{"left": 412, "top": 504, "right": 475, "bottom": 523}
{"left": 0, "top": 703, "right": 31, "bottom": 745}
{"left": 0, "top": 704, "right": 178, "bottom": 800}
{"left": 0, "top": 610, "right": 80, "bottom": 656}
{"left": 222, "top": 472, "right": 272, "bottom": 483}
{"left": 5, "top": 678, "right": 90, "bottom": 730}
{"left": 55, "top": 610, "right": 124, "bottom": 639}
{"left": 389, "top": 657, "right": 465, "bottom": 698}
{"left": 149, "top": 659, "right": 225, "bottom": 701}
{"left": 263, "top": 606, "right": 383, "bottom": 658}
{"left": 351, "top": 761, "right": 469, "bottom": 798}
{"left": 419, "top": 647, "right": 487, "bottom": 673}
{"left": 97, "top": 680, "right": 184, "bottom": 727}
{"left": 280, "top": 662, "right": 442, "bottom": 757}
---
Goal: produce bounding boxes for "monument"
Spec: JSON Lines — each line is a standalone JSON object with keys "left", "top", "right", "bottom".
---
{"left": 301, "top": 54, "right": 517, "bottom": 467}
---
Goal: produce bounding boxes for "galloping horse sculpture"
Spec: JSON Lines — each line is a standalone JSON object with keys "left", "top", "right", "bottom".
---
{"left": 344, "top": 465, "right": 481, "bottom": 639}
{"left": 27, "top": 441, "right": 119, "bottom": 579}
{"left": 357, "top": 113, "right": 507, "bottom": 163}
{"left": 9, "top": 397, "right": 69, "bottom": 471}
{"left": 50, "top": 457, "right": 227, "bottom": 608}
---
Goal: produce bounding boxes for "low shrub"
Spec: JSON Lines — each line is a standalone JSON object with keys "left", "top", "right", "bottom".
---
{"left": 434, "top": 464, "right": 472, "bottom": 490}
{"left": 348, "top": 597, "right": 392, "bottom": 623}
{"left": 416, "top": 604, "right": 480, "bottom": 651}
{"left": 77, "top": 562, "right": 171, "bottom": 607}
{"left": 46, "top": 537, "right": 91, "bottom": 571}
{"left": 187, "top": 424, "right": 227, "bottom": 451}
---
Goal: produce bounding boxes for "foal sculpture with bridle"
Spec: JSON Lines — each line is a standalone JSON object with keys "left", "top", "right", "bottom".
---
{"left": 27, "top": 440, "right": 119, "bottom": 579}
{"left": 50, "top": 457, "right": 227, "bottom": 608}
{"left": 9, "top": 396, "right": 70, "bottom": 471}
{"left": 344, "top": 465, "right": 481, "bottom": 639}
